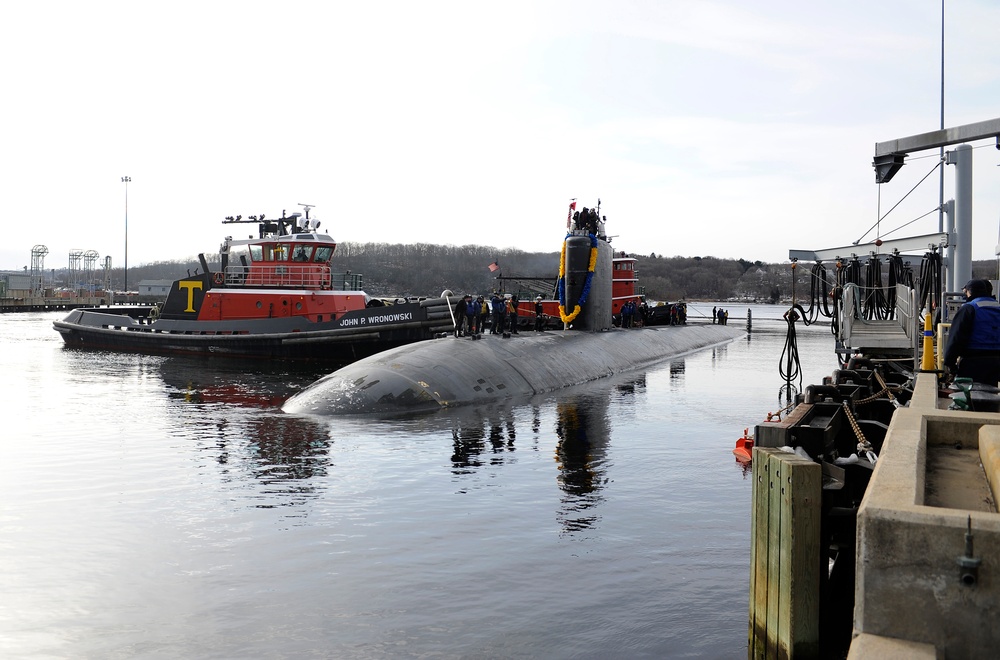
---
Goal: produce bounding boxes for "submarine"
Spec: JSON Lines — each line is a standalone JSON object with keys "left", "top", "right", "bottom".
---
{"left": 283, "top": 206, "right": 744, "bottom": 416}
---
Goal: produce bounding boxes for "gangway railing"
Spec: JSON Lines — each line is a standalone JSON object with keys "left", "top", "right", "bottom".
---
{"left": 838, "top": 284, "right": 916, "bottom": 357}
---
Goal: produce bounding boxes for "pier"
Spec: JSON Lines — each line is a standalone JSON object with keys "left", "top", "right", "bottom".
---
{"left": 0, "top": 297, "right": 106, "bottom": 313}
{"left": 753, "top": 114, "right": 1000, "bottom": 658}
{"left": 850, "top": 372, "right": 1000, "bottom": 658}
{"left": 750, "top": 373, "right": 1000, "bottom": 658}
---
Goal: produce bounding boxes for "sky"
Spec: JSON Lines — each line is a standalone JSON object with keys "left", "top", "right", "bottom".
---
{"left": 4, "top": 0, "right": 1000, "bottom": 274}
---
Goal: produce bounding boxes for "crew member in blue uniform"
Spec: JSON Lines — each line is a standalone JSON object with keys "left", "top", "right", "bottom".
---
{"left": 944, "top": 279, "right": 1000, "bottom": 385}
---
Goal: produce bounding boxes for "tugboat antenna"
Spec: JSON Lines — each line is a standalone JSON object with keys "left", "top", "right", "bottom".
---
{"left": 298, "top": 203, "right": 315, "bottom": 220}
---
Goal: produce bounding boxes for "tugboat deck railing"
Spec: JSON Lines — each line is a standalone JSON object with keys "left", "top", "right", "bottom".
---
{"left": 219, "top": 265, "right": 363, "bottom": 291}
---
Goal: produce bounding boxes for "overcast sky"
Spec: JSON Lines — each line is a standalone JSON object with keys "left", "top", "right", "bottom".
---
{"left": 4, "top": 0, "right": 1000, "bottom": 274}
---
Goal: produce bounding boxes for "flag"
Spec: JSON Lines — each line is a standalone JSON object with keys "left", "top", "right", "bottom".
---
{"left": 566, "top": 199, "right": 577, "bottom": 229}
{"left": 569, "top": 200, "right": 577, "bottom": 211}
{"left": 488, "top": 261, "right": 499, "bottom": 272}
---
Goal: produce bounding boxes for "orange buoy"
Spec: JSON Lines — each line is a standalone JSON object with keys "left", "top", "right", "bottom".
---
{"left": 733, "top": 428, "right": 754, "bottom": 462}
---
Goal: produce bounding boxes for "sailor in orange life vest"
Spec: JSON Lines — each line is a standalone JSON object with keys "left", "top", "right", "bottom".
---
{"left": 944, "top": 278, "right": 1000, "bottom": 385}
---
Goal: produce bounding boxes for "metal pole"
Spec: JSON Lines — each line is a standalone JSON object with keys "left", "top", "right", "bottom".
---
{"left": 122, "top": 176, "right": 130, "bottom": 300}
{"left": 943, "top": 199, "right": 955, "bottom": 293}
{"left": 938, "top": 0, "right": 945, "bottom": 233}
{"left": 946, "top": 145, "right": 972, "bottom": 288}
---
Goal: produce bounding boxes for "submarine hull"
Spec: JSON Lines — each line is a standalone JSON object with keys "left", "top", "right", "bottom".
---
{"left": 283, "top": 324, "right": 744, "bottom": 415}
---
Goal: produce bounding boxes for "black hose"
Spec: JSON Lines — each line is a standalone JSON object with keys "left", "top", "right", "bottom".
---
{"left": 917, "top": 251, "right": 942, "bottom": 314}
{"left": 863, "top": 256, "right": 889, "bottom": 320}
{"left": 779, "top": 305, "right": 805, "bottom": 404}
{"left": 801, "top": 262, "right": 834, "bottom": 325}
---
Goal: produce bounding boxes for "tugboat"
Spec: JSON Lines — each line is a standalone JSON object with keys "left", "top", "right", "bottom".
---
{"left": 53, "top": 206, "right": 456, "bottom": 361}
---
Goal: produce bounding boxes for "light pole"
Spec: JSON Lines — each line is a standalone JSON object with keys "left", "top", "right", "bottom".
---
{"left": 122, "top": 176, "right": 131, "bottom": 298}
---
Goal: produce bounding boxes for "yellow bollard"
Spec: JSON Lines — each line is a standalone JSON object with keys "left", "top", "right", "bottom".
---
{"left": 920, "top": 312, "right": 936, "bottom": 371}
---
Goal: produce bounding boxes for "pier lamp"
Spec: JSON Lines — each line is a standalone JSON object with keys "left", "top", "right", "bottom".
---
{"left": 122, "top": 176, "right": 130, "bottom": 298}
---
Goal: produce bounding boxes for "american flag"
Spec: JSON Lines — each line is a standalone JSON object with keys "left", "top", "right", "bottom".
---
{"left": 566, "top": 199, "right": 577, "bottom": 228}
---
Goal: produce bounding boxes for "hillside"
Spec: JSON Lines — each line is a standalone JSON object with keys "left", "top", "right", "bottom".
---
{"left": 60, "top": 243, "right": 1000, "bottom": 303}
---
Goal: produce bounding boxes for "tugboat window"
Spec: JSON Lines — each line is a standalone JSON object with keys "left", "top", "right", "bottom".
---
{"left": 314, "top": 247, "right": 333, "bottom": 262}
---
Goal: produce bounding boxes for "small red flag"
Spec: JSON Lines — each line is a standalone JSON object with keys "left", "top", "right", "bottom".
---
{"left": 488, "top": 261, "right": 499, "bottom": 272}
{"left": 569, "top": 200, "right": 576, "bottom": 211}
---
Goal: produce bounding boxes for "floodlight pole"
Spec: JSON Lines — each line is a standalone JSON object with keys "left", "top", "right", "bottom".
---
{"left": 122, "top": 176, "right": 131, "bottom": 300}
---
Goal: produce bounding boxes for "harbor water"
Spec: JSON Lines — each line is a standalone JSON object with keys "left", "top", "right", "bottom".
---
{"left": 1, "top": 305, "right": 838, "bottom": 658}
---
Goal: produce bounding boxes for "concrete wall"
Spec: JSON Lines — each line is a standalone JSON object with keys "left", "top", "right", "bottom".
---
{"left": 851, "top": 373, "right": 1000, "bottom": 658}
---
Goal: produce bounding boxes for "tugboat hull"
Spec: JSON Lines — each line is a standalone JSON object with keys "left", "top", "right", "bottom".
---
{"left": 54, "top": 297, "right": 455, "bottom": 361}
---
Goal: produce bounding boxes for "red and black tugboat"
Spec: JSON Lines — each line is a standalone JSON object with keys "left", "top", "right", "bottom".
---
{"left": 53, "top": 206, "right": 455, "bottom": 361}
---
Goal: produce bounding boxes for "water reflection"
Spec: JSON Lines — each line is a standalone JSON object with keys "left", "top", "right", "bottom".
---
{"left": 612, "top": 373, "right": 647, "bottom": 397}
{"left": 554, "top": 394, "right": 610, "bottom": 533}
{"left": 157, "top": 355, "right": 330, "bottom": 406}
{"left": 449, "top": 404, "right": 525, "bottom": 481}
{"left": 551, "top": 375, "right": 648, "bottom": 533}
{"left": 451, "top": 420, "right": 487, "bottom": 474}
{"left": 442, "top": 374, "right": 649, "bottom": 533}
{"left": 156, "top": 356, "right": 333, "bottom": 507}
{"left": 244, "top": 413, "right": 332, "bottom": 486}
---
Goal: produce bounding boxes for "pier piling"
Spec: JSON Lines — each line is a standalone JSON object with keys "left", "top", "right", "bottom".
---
{"left": 749, "top": 447, "right": 820, "bottom": 659}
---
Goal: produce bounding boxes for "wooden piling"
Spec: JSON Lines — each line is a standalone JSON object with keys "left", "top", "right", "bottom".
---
{"left": 749, "top": 447, "right": 821, "bottom": 659}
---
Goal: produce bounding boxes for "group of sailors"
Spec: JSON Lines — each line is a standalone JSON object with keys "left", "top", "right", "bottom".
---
{"left": 458, "top": 293, "right": 697, "bottom": 334}
{"left": 571, "top": 207, "right": 606, "bottom": 237}
{"left": 712, "top": 306, "right": 730, "bottom": 325}
{"left": 456, "top": 293, "right": 538, "bottom": 337}
{"left": 617, "top": 299, "right": 687, "bottom": 327}
{"left": 620, "top": 300, "right": 641, "bottom": 327}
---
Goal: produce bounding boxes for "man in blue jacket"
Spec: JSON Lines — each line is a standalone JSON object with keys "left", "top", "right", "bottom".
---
{"left": 944, "top": 279, "right": 1000, "bottom": 385}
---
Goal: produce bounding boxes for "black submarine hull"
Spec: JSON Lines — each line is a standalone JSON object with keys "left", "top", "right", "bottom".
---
{"left": 282, "top": 324, "right": 744, "bottom": 415}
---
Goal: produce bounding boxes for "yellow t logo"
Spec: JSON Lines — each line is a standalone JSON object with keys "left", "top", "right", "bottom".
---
{"left": 177, "top": 280, "right": 204, "bottom": 313}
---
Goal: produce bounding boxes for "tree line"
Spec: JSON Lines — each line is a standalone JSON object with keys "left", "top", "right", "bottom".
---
{"left": 90, "top": 242, "right": 999, "bottom": 303}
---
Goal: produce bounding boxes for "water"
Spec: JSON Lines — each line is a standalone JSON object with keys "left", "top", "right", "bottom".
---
{"left": 1, "top": 305, "right": 838, "bottom": 659}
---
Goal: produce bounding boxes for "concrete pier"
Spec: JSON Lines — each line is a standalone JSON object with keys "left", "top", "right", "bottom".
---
{"left": 850, "top": 373, "right": 1000, "bottom": 658}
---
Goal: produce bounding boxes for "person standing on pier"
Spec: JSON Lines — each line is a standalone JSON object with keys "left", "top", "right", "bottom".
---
{"left": 455, "top": 296, "right": 469, "bottom": 337}
{"left": 478, "top": 296, "right": 489, "bottom": 335}
{"left": 508, "top": 296, "right": 520, "bottom": 334}
{"left": 622, "top": 300, "right": 634, "bottom": 328}
{"left": 944, "top": 279, "right": 1000, "bottom": 385}
{"left": 465, "top": 295, "right": 480, "bottom": 336}
{"left": 491, "top": 293, "right": 505, "bottom": 334}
